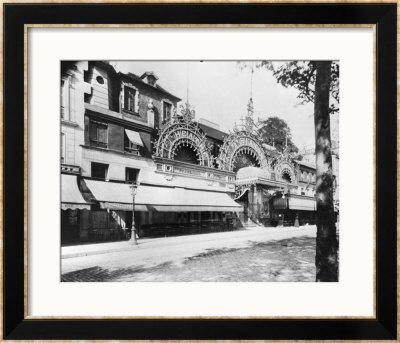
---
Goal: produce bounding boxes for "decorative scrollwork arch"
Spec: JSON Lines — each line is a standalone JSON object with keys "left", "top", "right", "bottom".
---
{"left": 273, "top": 152, "right": 297, "bottom": 184}
{"left": 216, "top": 130, "right": 270, "bottom": 172}
{"left": 153, "top": 117, "right": 213, "bottom": 167}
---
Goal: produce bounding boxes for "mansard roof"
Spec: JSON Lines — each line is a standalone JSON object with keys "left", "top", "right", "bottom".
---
{"left": 119, "top": 71, "right": 181, "bottom": 102}
{"left": 198, "top": 123, "right": 228, "bottom": 142}
{"left": 295, "top": 159, "right": 316, "bottom": 170}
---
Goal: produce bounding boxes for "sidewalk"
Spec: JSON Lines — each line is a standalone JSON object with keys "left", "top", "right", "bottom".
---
{"left": 62, "top": 225, "right": 316, "bottom": 259}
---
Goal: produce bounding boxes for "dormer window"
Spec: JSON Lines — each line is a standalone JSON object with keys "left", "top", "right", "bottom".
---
{"left": 121, "top": 83, "right": 139, "bottom": 115}
{"left": 147, "top": 75, "right": 157, "bottom": 86}
{"left": 124, "top": 87, "right": 136, "bottom": 112}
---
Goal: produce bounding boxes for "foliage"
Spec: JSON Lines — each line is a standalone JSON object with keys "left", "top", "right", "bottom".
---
{"left": 258, "top": 116, "right": 299, "bottom": 153}
{"left": 238, "top": 60, "right": 339, "bottom": 281}
{"left": 239, "top": 61, "right": 340, "bottom": 114}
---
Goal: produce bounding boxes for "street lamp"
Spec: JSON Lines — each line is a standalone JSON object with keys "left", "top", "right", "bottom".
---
{"left": 129, "top": 181, "right": 140, "bottom": 246}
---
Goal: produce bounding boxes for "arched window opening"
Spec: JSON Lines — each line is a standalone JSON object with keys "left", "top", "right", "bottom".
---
{"left": 233, "top": 153, "right": 260, "bottom": 173}
{"left": 174, "top": 145, "right": 199, "bottom": 165}
{"left": 282, "top": 171, "right": 291, "bottom": 183}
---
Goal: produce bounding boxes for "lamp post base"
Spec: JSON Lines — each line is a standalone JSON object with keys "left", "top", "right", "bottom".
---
{"left": 129, "top": 228, "right": 139, "bottom": 246}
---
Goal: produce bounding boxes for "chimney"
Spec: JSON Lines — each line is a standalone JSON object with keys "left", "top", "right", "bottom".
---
{"left": 140, "top": 71, "right": 159, "bottom": 86}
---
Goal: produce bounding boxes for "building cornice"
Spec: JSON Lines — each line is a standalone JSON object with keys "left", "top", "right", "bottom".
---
{"left": 84, "top": 103, "right": 155, "bottom": 134}
{"left": 81, "top": 144, "right": 155, "bottom": 161}
{"left": 153, "top": 156, "right": 236, "bottom": 176}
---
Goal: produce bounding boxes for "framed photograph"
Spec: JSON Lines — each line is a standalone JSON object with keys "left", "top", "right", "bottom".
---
{"left": 3, "top": 2, "right": 397, "bottom": 340}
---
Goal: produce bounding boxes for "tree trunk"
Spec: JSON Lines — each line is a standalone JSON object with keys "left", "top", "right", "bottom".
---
{"left": 314, "top": 61, "right": 338, "bottom": 282}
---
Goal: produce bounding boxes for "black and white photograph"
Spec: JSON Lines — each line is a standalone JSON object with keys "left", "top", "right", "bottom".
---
{"left": 60, "top": 60, "right": 340, "bottom": 283}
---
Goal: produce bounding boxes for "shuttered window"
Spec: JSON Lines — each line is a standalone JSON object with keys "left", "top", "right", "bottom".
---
{"left": 89, "top": 120, "right": 108, "bottom": 148}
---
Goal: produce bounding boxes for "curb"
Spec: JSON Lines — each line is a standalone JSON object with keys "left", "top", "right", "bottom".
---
{"left": 62, "top": 226, "right": 317, "bottom": 260}
{"left": 62, "top": 245, "right": 137, "bottom": 259}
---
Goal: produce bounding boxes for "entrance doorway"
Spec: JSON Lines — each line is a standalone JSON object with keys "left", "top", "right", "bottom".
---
{"left": 61, "top": 209, "right": 80, "bottom": 245}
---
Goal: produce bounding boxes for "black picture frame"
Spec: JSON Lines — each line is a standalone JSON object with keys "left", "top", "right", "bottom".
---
{"left": 3, "top": 2, "right": 397, "bottom": 340}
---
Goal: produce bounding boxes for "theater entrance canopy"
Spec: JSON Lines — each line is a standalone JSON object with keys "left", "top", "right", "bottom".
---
{"left": 235, "top": 166, "right": 296, "bottom": 189}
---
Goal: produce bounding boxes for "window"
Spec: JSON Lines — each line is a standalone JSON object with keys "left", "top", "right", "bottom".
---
{"left": 91, "top": 162, "right": 108, "bottom": 180}
{"left": 147, "top": 75, "right": 157, "bottom": 86}
{"left": 61, "top": 78, "right": 70, "bottom": 120}
{"left": 89, "top": 120, "right": 108, "bottom": 148}
{"left": 96, "top": 76, "right": 104, "bottom": 84}
{"left": 61, "top": 132, "right": 66, "bottom": 164}
{"left": 281, "top": 172, "right": 291, "bottom": 183}
{"left": 124, "top": 87, "right": 136, "bottom": 113}
{"left": 61, "top": 79, "right": 65, "bottom": 119}
{"left": 126, "top": 168, "right": 139, "bottom": 183}
{"left": 124, "top": 133, "right": 140, "bottom": 155}
{"left": 163, "top": 102, "right": 172, "bottom": 122}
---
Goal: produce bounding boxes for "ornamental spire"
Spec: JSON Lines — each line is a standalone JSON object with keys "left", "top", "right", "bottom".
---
{"left": 247, "top": 62, "right": 255, "bottom": 118}
{"left": 247, "top": 97, "right": 254, "bottom": 118}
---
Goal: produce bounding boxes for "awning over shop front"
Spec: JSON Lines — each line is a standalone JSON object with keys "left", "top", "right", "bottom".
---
{"left": 99, "top": 202, "right": 148, "bottom": 211}
{"left": 125, "top": 129, "right": 144, "bottom": 147}
{"left": 61, "top": 174, "right": 91, "bottom": 210}
{"left": 84, "top": 179, "right": 243, "bottom": 212}
{"left": 288, "top": 196, "right": 316, "bottom": 211}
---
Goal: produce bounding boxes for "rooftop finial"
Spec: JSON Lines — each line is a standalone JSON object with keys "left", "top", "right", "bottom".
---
{"left": 247, "top": 62, "right": 255, "bottom": 118}
{"left": 250, "top": 62, "right": 254, "bottom": 99}
{"left": 186, "top": 62, "right": 189, "bottom": 104}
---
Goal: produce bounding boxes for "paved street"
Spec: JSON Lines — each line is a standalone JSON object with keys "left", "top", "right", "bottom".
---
{"left": 61, "top": 225, "right": 317, "bottom": 282}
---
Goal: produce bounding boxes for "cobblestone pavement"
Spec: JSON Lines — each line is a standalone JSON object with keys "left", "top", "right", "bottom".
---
{"left": 61, "top": 234, "right": 316, "bottom": 282}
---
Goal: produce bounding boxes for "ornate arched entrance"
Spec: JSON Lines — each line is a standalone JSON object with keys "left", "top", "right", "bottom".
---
{"left": 153, "top": 116, "right": 213, "bottom": 167}
{"left": 216, "top": 131, "right": 270, "bottom": 172}
{"left": 272, "top": 153, "right": 297, "bottom": 184}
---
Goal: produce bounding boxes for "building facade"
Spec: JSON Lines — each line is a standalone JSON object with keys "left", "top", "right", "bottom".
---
{"left": 60, "top": 61, "right": 338, "bottom": 246}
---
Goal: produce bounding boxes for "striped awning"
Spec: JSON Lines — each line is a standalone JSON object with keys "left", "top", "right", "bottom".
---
{"left": 125, "top": 129, "right": 144, "bottom": 147}
{"left": 61, "top": 174, "right": 91, "bottom": 210}
{"left": 84, "top": 179, "right": 243, "bottom": 212}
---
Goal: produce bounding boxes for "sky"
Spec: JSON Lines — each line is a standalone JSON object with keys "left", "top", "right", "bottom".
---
{"left": 113, "top": 61, "right": 339, "bottom": 151}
